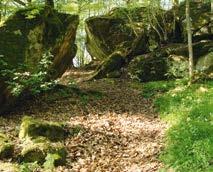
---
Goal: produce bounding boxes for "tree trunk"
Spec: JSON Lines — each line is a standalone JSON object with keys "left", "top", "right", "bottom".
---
{"left": 211, "top": 0, "right": 213, "bottom": 34}
{"left": 0, "top": 1, "right": 2, "bottom": 22}
{"left": 186, "top": 0, "right": 194, "bottom": 84}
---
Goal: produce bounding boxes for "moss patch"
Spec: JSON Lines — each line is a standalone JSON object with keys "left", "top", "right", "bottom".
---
{"left": 19, "top": 116, "right": 66, "bottom": 142}
{"left": 20, "top": 137, "right": 67, "bottom": 165}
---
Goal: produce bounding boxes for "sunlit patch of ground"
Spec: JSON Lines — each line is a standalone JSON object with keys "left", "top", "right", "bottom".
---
{"left": 59, "top": 113, "right": 167, "bottom": 172}
{"left": 60, "top": 68, "right": 95, "bottom": 84}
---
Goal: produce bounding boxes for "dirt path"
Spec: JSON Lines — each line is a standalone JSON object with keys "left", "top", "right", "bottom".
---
{"left": 0, "top": 69, "right": 168, "bottom": 172}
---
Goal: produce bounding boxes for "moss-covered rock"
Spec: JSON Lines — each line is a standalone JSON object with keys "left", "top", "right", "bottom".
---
{"left": 0, "top": 162, "right": 20, "bottom": 172}
{"left": 20, "top": 137, "right": 67, "bottom": 165}
{"left": 127, "top": 41, "right": 213, "bottom": 82}
{"left": 196, "top": 52, "right": 213, "bottom": 77}
{"left": 0, "top": 7, "right": 78, "bottom": 72}
{"left": 93, "top": 52, "right": 125, "bottom": 79}
{"left": 85, "top": 6, "right": 184, "bottom": 79}
{"left": 0, "top": 6, "right": 79, "bottom": 114}
{"left": 128, "top": 53, "right": 168, "bottom": 82}
{"left": 86, "top": 2, "right": 212, "bottom": 80}
{"left": 19, "top": 116, "right": 66, "bottom": 142}
{"left": 0, "top": 133, "right": 14, "bottom": 159}
{"left": 85, "top": 7, "right": 152, "bottom": 61}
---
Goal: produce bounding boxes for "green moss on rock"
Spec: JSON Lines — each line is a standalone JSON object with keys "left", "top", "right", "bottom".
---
{"left": 94, "top": 52, "right": 125, "bottom": 79}
{"left": 20, "top": 138, "right": 67, "bottom": 165}
{"left": 19, "top": 116, "right": 66, "bottom": 142}
{"left": 196, "top": 52, "right": 213, "bottom": 78}
{"left": 0, "top": 7, "right": 79, "bottom": 114}
{"left": 85, "top": 7, "right": 150, "bottom": 61}
{"left": 128, "top": 53, "right": 168, "bottom": 82}
{"left": 43, "top": 153, "right": 65, "bottom": 170}
{"left": 0, "top": 133, "right": 14, "bottom": 159}
{"left": 127, "top": 40, "right": 213, "bottom": 82}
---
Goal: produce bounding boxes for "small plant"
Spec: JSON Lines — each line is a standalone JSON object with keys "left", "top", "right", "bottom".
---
{"left": 165, "top": 55, "right": 188, "bottom": 79}
{"left": 20, "top": 162, "right": 40, "bottom": 172}
{"left": 0, "top": 51, "right": 58, "bottom": 97}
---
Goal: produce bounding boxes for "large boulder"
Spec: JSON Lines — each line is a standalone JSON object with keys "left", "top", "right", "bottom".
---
{"left": 128, "top": 41, "right": 213, "bottom": 82}
{"left": 86, "top": 2, "right": 212, "bottom": 80}
{"left": 0, "top": 6, "right": 79, "bottom": 113}
{"left": 85, "top": 6, "right": 179, "bottom": 78}
{"left": 128, "top": 53, "right": 188, "bottom": 82}
{"left": 196, "top": 52, "right": 213, "bottom": 78}
{"left": 0, "top": 7, "right": 79, "bottom": 75}
{"left": 93, "top": 52, "right": 126, "bottom": 79}
{"left": 85, "top": 7, "right": 158, "bottom": 61}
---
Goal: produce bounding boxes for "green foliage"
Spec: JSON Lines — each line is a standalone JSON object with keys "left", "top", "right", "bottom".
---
{"left": 21, "top": 6, "right": 44, "bottom": 19}
{"left": 151, "top": 80, "right": 213, "bottom": 171}
{"left": 166, "top": 57, "right": 188, "bottom": 79}
{"left": 142, "top": 80, "right": 177, "bottom": 99}
{"left": 20, "top": 162, "right": 40, "bottom": 172}
{"left": 0, "top": 52, "right": 58, "bottom": 96}
{"left": 43, "top": 153, "right": 61, "bottom": 171}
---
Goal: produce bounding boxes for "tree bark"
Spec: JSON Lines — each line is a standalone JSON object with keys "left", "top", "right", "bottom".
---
{"left": 186, "top": 0, "right": 194, "bottom": 84}
{"left": 0, "top": 1, "right": 2, "bottom": 22}
{"left": 211, "top": 0, "right": 213, "bottom": 33}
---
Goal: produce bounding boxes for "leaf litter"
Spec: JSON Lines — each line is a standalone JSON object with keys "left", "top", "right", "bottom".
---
{"left": 0, "top": 69, "right": 168, "bottom": 172}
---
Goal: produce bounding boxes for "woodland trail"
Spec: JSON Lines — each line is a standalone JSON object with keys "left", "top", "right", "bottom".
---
{"left": 0, "top": 68, "right": 168, "bottom": 172}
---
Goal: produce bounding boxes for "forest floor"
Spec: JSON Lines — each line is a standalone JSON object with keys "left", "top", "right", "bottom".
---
{"left": 0, "top": 68, "right": 168, "bottom": 172}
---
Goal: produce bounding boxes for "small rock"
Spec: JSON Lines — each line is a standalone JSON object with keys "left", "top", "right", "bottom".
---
{"left": 19, "top": 116, "right": 66, "bottom": 142}
{"left": 20, "top": 137, "right": 67, "bottom": 165}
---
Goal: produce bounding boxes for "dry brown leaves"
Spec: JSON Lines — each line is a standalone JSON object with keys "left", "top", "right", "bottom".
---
{"left": 58, "top": 112, "right": 167, "bottom": 172}
{"left": 0, "top": 70, "right": 168, "bottom": 172}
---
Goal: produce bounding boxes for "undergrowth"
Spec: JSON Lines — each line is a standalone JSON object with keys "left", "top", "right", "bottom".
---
{"left": 143, "top": 80, "right": 213, "bottom": 172}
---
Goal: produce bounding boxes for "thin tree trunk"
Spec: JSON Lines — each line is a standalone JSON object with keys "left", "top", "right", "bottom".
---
{"left": 211, "top": 0, "right": 213, "bottom": 33}
{"left": 0, "top": 1, "right": 2, "bottom": 22}
{"left": 186, "top": 0, "right": 194, "bottom": 84}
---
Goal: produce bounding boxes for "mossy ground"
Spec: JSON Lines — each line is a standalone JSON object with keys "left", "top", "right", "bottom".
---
{"left": 137, "top": 79, "right": 213, "bottom": 171}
